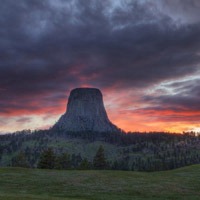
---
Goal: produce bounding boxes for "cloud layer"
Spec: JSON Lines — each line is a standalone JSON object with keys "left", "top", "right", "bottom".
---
{"left": 0, "top": 0, "right": 199, "bottom": 132}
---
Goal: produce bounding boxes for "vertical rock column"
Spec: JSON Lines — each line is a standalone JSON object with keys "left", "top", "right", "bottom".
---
{"left": 55, "top": 88, "right": 120, "bottom": 132}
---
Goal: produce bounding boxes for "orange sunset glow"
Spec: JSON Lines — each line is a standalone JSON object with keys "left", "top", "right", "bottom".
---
{"left": 0, "top": 0, "right": 200, "bottom": 134}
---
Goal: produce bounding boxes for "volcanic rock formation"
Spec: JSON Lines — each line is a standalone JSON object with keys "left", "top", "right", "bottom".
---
{"left": 55, "top": 88, "right": 120, "bottom": 132}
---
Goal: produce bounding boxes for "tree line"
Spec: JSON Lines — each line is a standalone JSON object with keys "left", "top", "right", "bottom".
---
{"left": 12, "top": 145, "right": 108, "bottom": 170}
{"left": 1, "top": 129, "right": 200, "bottom": 171}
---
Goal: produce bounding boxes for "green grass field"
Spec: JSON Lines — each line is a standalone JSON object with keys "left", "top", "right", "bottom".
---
{"left": 0, "top": 165, "right": 200, "bottom": 200}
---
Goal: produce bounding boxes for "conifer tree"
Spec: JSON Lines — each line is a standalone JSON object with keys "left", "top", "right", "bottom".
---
{"left": 93, "top": 145, "right": 107, "bottom": 169}
{"left": 37, "top": 148, "right": 55, "bottom": 169}
{"left": 79, "top": 158, "right": 91, "bottom": 170}
{"left": 55, "top": 152, "right": 71, "bottom": 170}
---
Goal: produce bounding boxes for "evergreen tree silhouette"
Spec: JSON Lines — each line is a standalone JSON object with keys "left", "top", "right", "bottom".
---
{"left": 93, "top": 145, "right": 107, "bottom": 169}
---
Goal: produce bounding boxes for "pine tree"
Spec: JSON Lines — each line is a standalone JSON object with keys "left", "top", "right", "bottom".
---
{"left": 55, "top": 153, "right": 71, "bottom": 170}
{"left": 79, "top": 158, "right": 91, "bottom": 170}
{"left": 37, "top": 148, "right": 55, "bottom": 169}
{"left": 93, "top": 145, "right": 107, "bottom": 169}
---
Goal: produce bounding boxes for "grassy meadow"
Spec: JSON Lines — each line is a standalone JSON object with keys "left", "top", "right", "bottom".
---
{"left": 0, "top": 165, "right": 200, "bottom": 200}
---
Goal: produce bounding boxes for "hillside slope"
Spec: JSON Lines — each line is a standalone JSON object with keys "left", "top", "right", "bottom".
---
{"left": 0, "top": 165, "right": 200, "bottom": 200}
{"left": 1, "top": 130, "right": 200, "bottom": 171}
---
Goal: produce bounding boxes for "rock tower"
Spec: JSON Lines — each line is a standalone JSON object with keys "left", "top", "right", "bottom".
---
{"left": 55, "top": 88, "right": 120, "bottom": 132}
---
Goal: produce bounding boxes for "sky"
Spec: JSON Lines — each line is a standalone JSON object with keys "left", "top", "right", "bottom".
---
{"left": 0, "top": 0, "right": 200, "bottom": 133}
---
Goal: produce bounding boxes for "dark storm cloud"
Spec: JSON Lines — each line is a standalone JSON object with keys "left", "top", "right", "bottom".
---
{"left": 0, "top": 0, "right": 200, "bottom": 114}
{"left": 159, "top": 0, "right": 200, "bottom": 23}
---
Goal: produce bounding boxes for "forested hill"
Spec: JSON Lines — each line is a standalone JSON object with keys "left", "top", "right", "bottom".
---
{"left": 0, "top": 129, "right": 200, "bottom": 171}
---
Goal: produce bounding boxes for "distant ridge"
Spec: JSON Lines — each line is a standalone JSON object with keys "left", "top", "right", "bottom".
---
{"left": 54, "top": 88, "right": 121, "bottom": 132}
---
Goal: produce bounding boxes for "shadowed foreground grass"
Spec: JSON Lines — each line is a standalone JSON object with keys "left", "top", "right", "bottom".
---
{"left": 0, "top": 165, "right": 200, "bottom": 200}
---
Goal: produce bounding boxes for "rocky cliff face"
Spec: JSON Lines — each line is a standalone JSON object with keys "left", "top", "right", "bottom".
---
{"left": 55, "top": 88, "right": 120, "bottom": 132}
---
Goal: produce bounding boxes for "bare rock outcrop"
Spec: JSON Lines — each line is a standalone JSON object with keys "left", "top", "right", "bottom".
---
{"left": 55, "top": 88, "right": 120, "bottom": 132}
